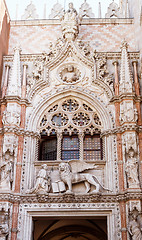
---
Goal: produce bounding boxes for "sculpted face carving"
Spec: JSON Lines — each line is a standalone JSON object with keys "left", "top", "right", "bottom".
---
{"left": 59, "top": 65, "right": 81, "bottom": 84}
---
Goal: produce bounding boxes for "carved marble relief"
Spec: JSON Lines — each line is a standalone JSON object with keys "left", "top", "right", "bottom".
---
{"left": 27, "top": 164, "right": 49, "bottom": 194}
{"left": 3, "top": 134, "right": 18, "bottom": 157}
{"left": 120, "top": 101, "right": 138, "bottom": 124}
{"left": 123, "top": 132, "right": 138, "bottom": 154}
{"left": 27, "top": 161, "right": 109, "bottom": 194}
{"left": 59, "top": 65, "right": 81, "bottom": 84}
{"left": 2, "top": 103, "right": 21, "bottom": 127}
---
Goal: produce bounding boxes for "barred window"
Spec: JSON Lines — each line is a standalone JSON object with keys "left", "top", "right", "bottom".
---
{"left": 39, "top": 136, "right": 57, "bottom": 160}
{"left": 62, "top": 135, "right": 79, "bottom": 161}
{"left": 83, "top": 134, "right": 102, "bottom": 161}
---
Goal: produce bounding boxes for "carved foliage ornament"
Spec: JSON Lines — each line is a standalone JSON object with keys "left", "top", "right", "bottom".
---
{"left": 94, "top": 53, "right": 113, "bottom": 89}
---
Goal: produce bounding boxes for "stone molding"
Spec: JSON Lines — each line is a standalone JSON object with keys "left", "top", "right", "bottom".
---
{"left": 0, "top": 96, "right": 30, "bottom": 106}
{"left": 3, "top": 52, "right": 140, "bottom": 62}
{"left": 0, "top": 126, "right": 40, "bottom": 138}
{"left": 17, "top": 202, "right": 121, "bottom": 240}
{"left": 0, "top": 121, "right": 141, "bottom": 139}
{"left": 0, "top": 192, "right": 141, "bottom": 204}
{"left": 101, "top": 125, "right": 142, "bottom": 137}
{"left": 110, "top": 94, "right": 141, "bottom": 103}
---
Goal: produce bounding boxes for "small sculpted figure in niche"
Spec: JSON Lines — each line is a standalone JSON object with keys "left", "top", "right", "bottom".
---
{"left": 27, "top": 164, "right": 49, "bottom": 194}
{"left": 125, "top": 148, "right": 140, "bottom": 189}
{"left": 0, "top": 153, "right": 13, "bottom": 190}
{"left": 62, "top": 65, "right": 80, "bottom": 83}
{"left": 128, "top": 211, "right": 142, "bottom": 240}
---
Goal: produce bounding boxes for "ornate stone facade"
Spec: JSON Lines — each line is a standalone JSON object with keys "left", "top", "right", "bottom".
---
{"left": 0, "top": 1, "right": 142, "bottom": 240}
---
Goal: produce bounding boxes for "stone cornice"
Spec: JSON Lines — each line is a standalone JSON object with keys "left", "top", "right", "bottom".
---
{"left": 3, "top": 52, "right": 140, "bottom": 62}
{"left": 110, "top": 94, "right": 142, "bottom": 103}
{"left": 0, "top": 126, "right": 40, "bottom": 138}
{"left": 0, "top": 96, "right": 31, "bottom": 106}
{"left": 101, "top": 125, "right": 142, "bottom": 137}
{"left": 0, "top": 191, "right": 141, "bottom": 204}
{"left": 10, "top": 18, "right": 134, "bottom": 27}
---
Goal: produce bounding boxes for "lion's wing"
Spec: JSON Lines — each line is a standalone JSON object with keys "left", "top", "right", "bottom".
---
{"left": 69, "top": 160, "right": 96, "bottom": 173}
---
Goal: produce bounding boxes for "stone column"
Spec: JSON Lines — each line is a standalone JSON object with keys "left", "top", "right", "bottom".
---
{"left": 57, "top": 132, "right": 63, "bottom": 161}
{"left": 113, "top": 60, "right": 119, "bottom": 96}
{"left": 132, "top": 60, "right": 140, "bottom": 96}
{"left": 78, "top": 132, "right": 84, "bottom": 161}
{"left": 2, "top": 65, "right": 10, "bottom": 98}
{"left": 22, "top": 64, "right": 28, "bottom": 98}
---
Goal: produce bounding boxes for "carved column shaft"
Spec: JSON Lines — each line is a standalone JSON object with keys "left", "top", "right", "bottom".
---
{"left": 132, "top": 60, "right": 140, "bottom": 96}
{"left": 2, "top": 65, "right": 10, "bottom": 98}
{"left": 119, "top": 201, "right": 127, "bottom": 240}
{"left": 22, "top": 65, "right": 27, "bottom": 98}
{"left": 79, "top": 132, "right": 84, "bottom": 161}
{"left": 57, "top": 132, "right": 62, "bottom": 161}
{"left": 113, "top": 61, "right": 119, "bottom": 96}
{"left": 11, "top": 203, "right": 19, "bottom": 240}
{"left": 117, "top": 133, "right": 125, "bottom": 191}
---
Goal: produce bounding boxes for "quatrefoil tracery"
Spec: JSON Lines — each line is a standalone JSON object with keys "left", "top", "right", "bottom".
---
{"left": 39, "top": 98, "right": 102, "bottom": 135}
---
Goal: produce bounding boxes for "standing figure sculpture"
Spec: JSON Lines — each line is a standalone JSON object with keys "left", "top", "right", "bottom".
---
{"left": 0, "top": 158, "right": 13, "bottom": 191}
{"left": 128, "top": 213, "right": 142, "bottom": 240}
{"left": 125, "top": 148, "right": 140, "bottom": 188}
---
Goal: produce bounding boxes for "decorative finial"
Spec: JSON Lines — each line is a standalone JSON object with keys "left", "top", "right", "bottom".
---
{"left": 98, "top": 2, "right": 102, "bottom": 18}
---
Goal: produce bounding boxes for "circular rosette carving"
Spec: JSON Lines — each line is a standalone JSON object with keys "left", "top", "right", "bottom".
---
{"left": 72, "top": 112, "right": 90, "bottom": 126}
{"left": 51, "top": 113, "right": 68, "bottom": 126}
{"left": 62, "top": 99, "right": 79, "bottom": 112}
{"left": 94, "top": 113, "right": 101, "bottom": 126}
{"left": 59, "top": 65, "right": 81, "bottom": 84}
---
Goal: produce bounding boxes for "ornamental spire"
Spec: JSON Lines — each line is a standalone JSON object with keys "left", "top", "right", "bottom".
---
{"left": 7, "top": 46, "right": 22, "bottom": 97}
{"left": 119, "top": 40, "right": 133, "bottom": 94}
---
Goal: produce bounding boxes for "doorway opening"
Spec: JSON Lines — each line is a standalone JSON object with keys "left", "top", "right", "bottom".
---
{"left": 33, "top": 216, "right": 107, "bottom": 240}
